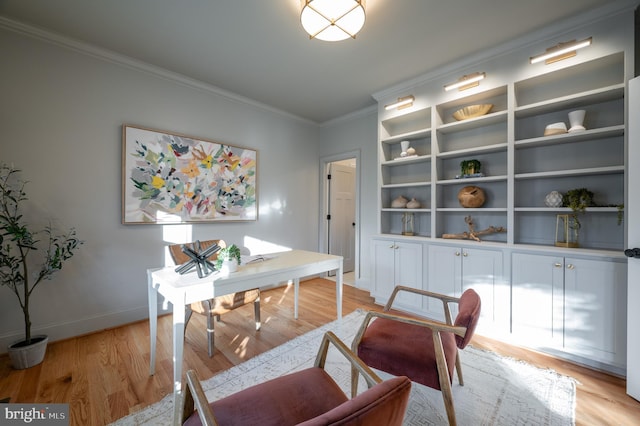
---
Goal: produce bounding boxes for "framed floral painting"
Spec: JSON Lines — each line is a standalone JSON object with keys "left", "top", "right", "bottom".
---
{"left": 122, "top": 125, "right": 257, "bottom": 224}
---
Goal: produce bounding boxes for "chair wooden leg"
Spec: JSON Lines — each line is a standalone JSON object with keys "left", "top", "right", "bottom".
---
{"left": 433, "top": 332, "right": 457, "bottom": 426}
{"left": 455, "top": 351, "right": 464, "bottom": 386}
{"left": 254, "top": 297, "right": 261, "bottom": 331}
{"left": 350, "top": 365, "right": 359, "bottom": 398}
{"left": 206, "top": 311, "right": 215, "bottom": 358}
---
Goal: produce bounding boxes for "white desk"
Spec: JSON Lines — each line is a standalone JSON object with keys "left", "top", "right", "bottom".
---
{"left": 147, "top": 249, "right": 343, "bottom": 424}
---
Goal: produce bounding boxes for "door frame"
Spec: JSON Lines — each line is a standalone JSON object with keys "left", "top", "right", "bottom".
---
{"left": 319, "top": 150, "right": 361, "bottom": 285}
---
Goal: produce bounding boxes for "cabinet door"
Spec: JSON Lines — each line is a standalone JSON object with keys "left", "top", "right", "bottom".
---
{"left": 393, "top": 242, "right": 424, "bottom": 311}
{"left": 371, "top": 239, "right": 396, "bottom": 302}
{"left": 427, "top": 245, "right": 461, "bottom": 317}
{"left": 461, "top": 248, "right": 503, "bottom": 323}
{"left": 564, "top": 258, "right": 627, "bottom": 366}
{"left": 511, "top": 253, "right": 564, "bottom": 347}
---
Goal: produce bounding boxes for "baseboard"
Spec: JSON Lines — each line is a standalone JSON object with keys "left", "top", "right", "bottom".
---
{"left": 0, "top": 305, "right": 153, "bottom": 354}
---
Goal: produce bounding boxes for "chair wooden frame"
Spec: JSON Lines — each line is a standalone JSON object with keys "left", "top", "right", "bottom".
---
{"left": 182, "top": 331, "right": 385, "bottom": 426}
{"left": 351, "top": 285, "right": 473, "bottom": 426}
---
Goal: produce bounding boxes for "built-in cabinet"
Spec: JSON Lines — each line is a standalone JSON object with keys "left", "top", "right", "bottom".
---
{"left": 371, "top": 15, "right": 632, "bottom": 374}
{"left": 426, "top": 244, "right": 502, "bottom": 325}
{"left": 371, "top": 238, "right": 423, "bottom": 311}
{"left": 512, "top": 252, "right": 627, "bottom": 369}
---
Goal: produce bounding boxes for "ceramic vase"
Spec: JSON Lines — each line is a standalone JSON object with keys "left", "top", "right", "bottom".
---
{"left": 568, "top": 110, "right": 586, "bottom": 132}
{"left": 406, "top": 198, "right": 421, "bottom": 209}
{"left": 544, "top": 191, "right": 563, "bottom": 207}
{"left": 400, "top": 140, "right": 410, "bottom": 157}
{"left": 391, "top": 195, "right": 408, "bottom": 208}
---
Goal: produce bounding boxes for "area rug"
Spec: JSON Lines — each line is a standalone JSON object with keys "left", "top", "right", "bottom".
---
{"left": 112, "top": 309, "right": 576, "bottom": 425}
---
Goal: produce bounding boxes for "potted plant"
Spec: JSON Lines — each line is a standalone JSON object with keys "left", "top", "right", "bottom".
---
{"left": 562, "top": 187, "right": 594, "bottom": 230}
{"left": 215, "top": 244, "right": 241, "bottom": 274}
{"left": 0, "top": 164, "right": 82, "bottom": 369}
{"left": 460, "top": 159, "right": 482, "bottom": 176}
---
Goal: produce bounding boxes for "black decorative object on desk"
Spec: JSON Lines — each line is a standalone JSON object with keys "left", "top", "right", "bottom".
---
{"left": 175, "top": 240, "right": 221, "bottom": 278}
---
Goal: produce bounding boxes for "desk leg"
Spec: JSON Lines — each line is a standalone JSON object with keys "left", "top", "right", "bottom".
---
{"left": 148, "top": 270, "right": 158, "bottom": 376}
{"left": 294, "top": 278, "right": 300, "bottom": 319}
{"left": 172, "top": 300, "right": 186, "bottom": 425}
{"left": 336, "top": 263, "right": 343, "bottom": 320}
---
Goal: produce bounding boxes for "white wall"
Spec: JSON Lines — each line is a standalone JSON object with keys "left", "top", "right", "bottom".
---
{"left": 0, "top": 28, "right": 321, "bottom": 350}
{"left": 318, "top": 111, "right": 377, "bottom": 290}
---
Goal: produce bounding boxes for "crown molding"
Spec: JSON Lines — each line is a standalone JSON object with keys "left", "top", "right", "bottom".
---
{"left": 0, "top": 15, "right": 318, "bottom": 126}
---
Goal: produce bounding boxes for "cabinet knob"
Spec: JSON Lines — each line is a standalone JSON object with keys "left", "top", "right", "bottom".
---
{"left": 554, "top": 262, "right": 563, "bottom": 268}
{"left": 566, "top": 264, "right": 575, "bottom": 270}
{"left": 625, "top": 248, "right": 640, "bottom": 258}
{"left": 455, "top": 251, "right": 461, "bottom": 256}
{"left": 463, "top": 252, "right": 468, "bottom": 257}
{"left": 389, "top": 244, "right": 395, "bottom": 249}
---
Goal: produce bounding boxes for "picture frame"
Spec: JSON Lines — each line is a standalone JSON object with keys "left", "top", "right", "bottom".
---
{"left": 122, "top": 124, "right": 257, "bottom": 224}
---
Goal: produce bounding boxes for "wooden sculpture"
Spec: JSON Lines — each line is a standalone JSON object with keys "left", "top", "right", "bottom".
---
{"left": 442, "top": 215, "right": 506, "bottom": 242}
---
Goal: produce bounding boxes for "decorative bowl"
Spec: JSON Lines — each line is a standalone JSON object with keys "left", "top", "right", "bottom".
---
{"left": 543, "top": 122, "right": 567, "bottom": 136}
{"left": 452, "top": 104, "right": 493, "bottom": 121}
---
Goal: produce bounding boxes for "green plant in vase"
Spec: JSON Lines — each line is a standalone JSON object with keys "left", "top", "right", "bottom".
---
{"left": 215, "top": 244, "right": 241, "bottom": 272}
{"left": 460, "top": 159, "right": 482, "bottom": 176}
{"left": 0, "top": 164, "right": 83, "bottom": 368}
{"left": 562, "top": 188, "right": 594, "bottom": 231}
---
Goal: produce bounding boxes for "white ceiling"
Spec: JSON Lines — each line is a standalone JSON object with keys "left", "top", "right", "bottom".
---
{"left": 0, "top": 0, "right": 626, "bottom": 123}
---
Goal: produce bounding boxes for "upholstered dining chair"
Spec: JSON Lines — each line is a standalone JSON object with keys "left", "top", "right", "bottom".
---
{"left": 181, "top": 331, "right": 412, "bottom": 426}
{"left": 351, "top": 286, "right": 481, "bottom": 426}
{"left": 168, "top": 239, "right": 261, "bottom": 357}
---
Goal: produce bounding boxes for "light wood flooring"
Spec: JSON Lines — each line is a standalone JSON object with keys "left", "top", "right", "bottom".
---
{"left": 1, "top": 278, "right": 639, "bottom": 425}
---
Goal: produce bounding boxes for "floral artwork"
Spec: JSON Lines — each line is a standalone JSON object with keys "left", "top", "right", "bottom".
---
{"left": 122, "top": 125, "right": 257, "bottom": 224}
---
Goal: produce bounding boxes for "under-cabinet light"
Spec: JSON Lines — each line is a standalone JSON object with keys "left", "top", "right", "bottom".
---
{"left": 384, "top": 95, "right": 414, "bottom": 111}
{"left": 444, "top": 72, "right": 486, "bottom": 91}
{"left": 530, "top": 37, "right": 592, "bottom": 65}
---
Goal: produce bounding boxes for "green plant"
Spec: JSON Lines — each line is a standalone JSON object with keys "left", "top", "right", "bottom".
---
{"left": 460, "top": 159, "right": 481, "bottom": 176}
{"left": 215, "top": 244, "right": 241, "bottom": 270}
{"left": 562, "top": 188, "right": 594, "bottom": 230}
{"left": 0, "top": 164, "right": 83, "bottom": 346}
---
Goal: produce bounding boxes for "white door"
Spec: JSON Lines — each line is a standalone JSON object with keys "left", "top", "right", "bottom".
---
{"left": 627, "top": 77, "right": 640, "bottom": 400}
{"left": 328, "top": 162, "right": 356, "bottom": 272}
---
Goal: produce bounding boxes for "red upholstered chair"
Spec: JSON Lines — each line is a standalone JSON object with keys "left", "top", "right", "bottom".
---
{"left": 181, "top": 331, "right": 411, "bottom": 426}
{"left": 352, "top": 286, "right": 481, "bottom": 426}
{"left": 169, "top": 240, "right": 261, "bottom": 357}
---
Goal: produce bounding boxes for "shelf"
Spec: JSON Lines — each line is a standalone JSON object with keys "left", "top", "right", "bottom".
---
{"left": 377, "top": 52, "right": 625, "bottom": 253}
{"left": 437, "top": 208, "right": 507, "bottom": 212}
{"left": 514, "top": 84, "right": 624, "bottom": 118}
{"left": 437, "top": 175, "right": 508, "bottom": 185}
{"left": 515, "top": 166, "right": 624, "bottom": 180}
{"left": 437, "top": 142, "right": 507, "bottom": 159}
{"left": 381, "top": 128, "right": 431, "bottom": 144}
{"left": 381, "top": 182, "right": 431, "bottom": 189}
{"left": 437, "top": 110, "right": 508, "bottom": 134}
{"left": 381, "top": 155, "right": 431, "bottom": 166}
{"left": 515, "top": 125, "right": 625, "bottom": 149}
{"left": 382, "top": 208, "right": 431, "bottom": 213}
{"left": 515, "top": 207, "right": 620, "bottom": 212}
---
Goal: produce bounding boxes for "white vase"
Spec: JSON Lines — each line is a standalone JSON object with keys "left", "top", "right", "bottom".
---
{"left": 400, "top": 140, "right": 410, "bottom": 156}
{"left": 220, "top": 259, "right": 239, "bottom": 274}
{"left": 568, "top": 110, "right": 586, "bottom": 132}
{"left": 7, "top": 335, "right": 49, "bottom": 369}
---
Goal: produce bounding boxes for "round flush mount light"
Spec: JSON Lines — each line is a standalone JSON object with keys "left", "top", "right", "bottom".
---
{"left": 300, "top": 0, "right": 366, "bottom": 41}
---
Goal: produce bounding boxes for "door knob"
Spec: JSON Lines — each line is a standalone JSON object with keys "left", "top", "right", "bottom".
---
{"left": 625, "top": 248, "right": 640, "bottom": 258}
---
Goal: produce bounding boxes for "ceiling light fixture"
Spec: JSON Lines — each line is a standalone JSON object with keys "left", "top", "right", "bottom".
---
{"left": 530, "top": 37, "right": 592, "bottom": 65}
{"left": 384, "top": 95, "right": 415, "bottom": 111}
{"left": 444, "top": 72, "right": 486, "bottom": 92}
{"left": 300, "top": 0, "right": 366, "bottom": 41}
